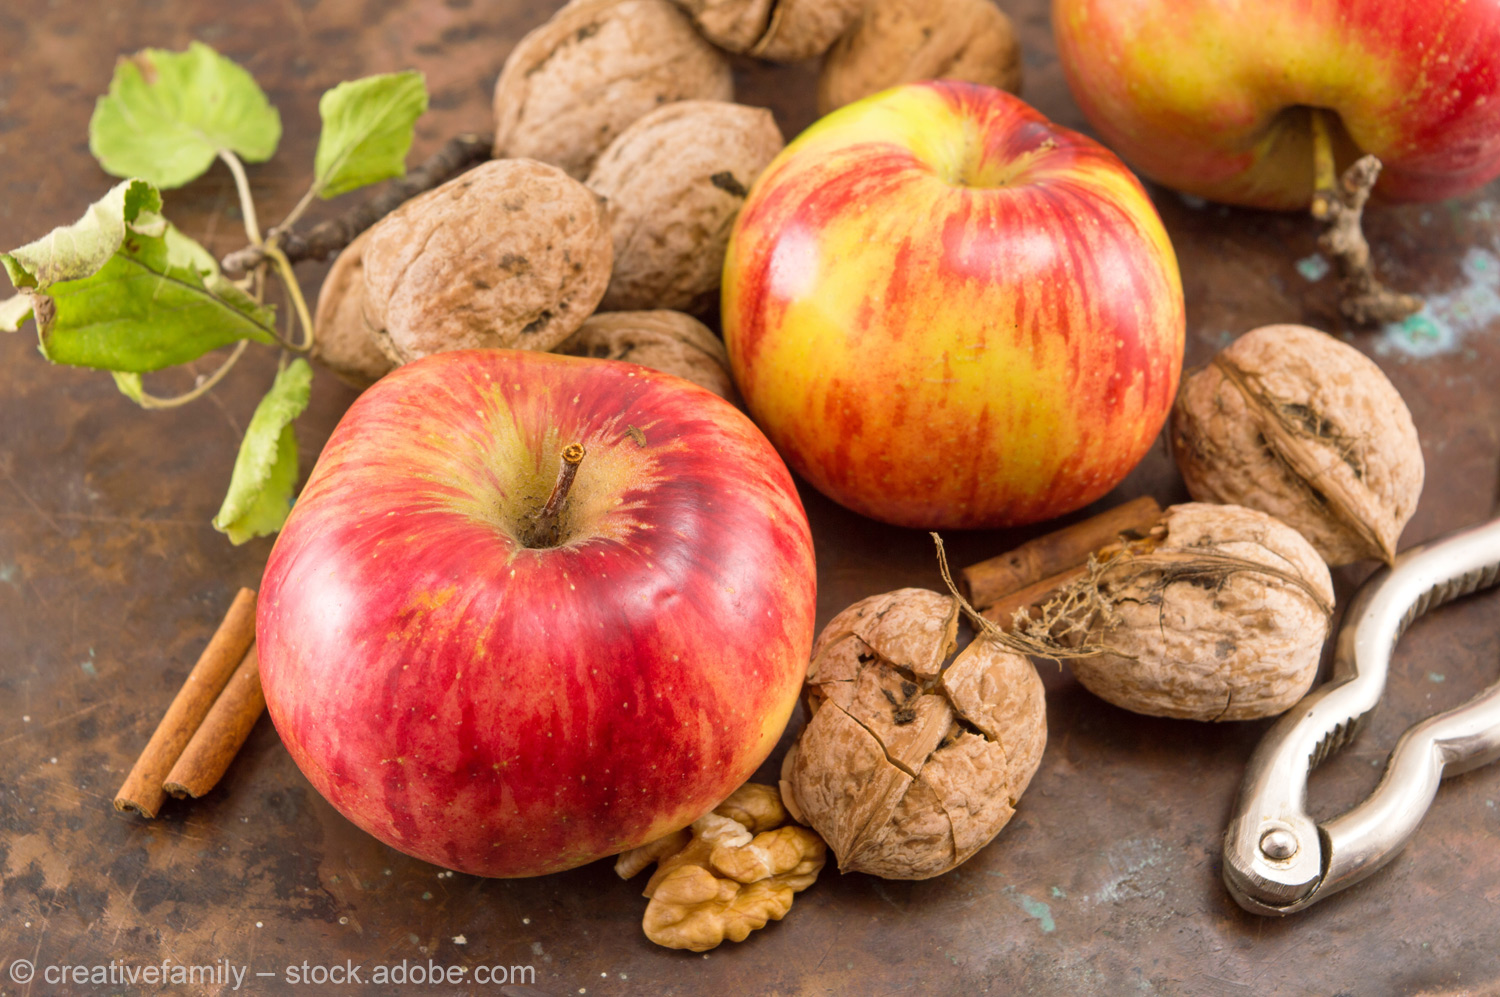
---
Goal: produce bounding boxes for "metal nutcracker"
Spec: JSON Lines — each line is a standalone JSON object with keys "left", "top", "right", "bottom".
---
{"left": 1224, "top": 516, "right": 1500, "bottom": 915}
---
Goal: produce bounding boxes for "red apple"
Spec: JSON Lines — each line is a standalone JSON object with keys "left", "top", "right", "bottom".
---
{"left": 723, "top": 81, "right": 1185, "bottom": 529}
{"left": 256, "top": 349, "right": 817, "bottom": 877}
{"left": 1053, "top": 0, "right": 1500, "bottom": 209}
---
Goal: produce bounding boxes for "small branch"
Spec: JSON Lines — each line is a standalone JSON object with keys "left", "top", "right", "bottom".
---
{"left": 527, "top": 444, "right": 586, "bottom": 548}
{"left": 1307, "top": 111, "right": 1422, "bottom": 326}
{"left": 221, "top": 132, "right": 494, "bottom": 277}
{"left": 219, "top": 150, "right": 262, "bottom": 247}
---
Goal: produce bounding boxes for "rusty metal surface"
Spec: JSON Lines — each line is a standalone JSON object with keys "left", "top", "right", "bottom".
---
{"left": 2, "top": 1, "right": 1499, "bottom": 994}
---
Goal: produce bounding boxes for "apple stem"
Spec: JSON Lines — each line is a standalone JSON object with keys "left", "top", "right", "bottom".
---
{"left": 1307, "top": 109, "right": 1422, "bottom": 326}
{"left": 529, "top": 443, "right": 586, "bottom": 547}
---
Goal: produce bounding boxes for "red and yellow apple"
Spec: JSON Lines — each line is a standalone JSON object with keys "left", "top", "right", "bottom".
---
{"left": 256, "top": 349, "right": 817, "bottom": 877}
{"left": 1053, "top": 0, "right": 1500, "bottom": 209}
{"left": 723, "top": 81, "right": 1185, "bottom": 529}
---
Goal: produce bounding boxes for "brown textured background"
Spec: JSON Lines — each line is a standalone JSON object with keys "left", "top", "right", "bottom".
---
{"left": 2, "top": 1, "right": 1499, "bottom": 995}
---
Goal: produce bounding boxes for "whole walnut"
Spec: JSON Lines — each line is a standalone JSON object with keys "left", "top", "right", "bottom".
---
{"left": 493, "top": 0, "right": 734, "bottom": 179}
{"left": 819, "top": 0, "right": 1024, "bottom": 115}
{"left": 781, "top": 589, "right": 1046, "bottom": 880}
{"left": 586, "top": 101, "right": 784, "bottom": 313}
{"left": 309, "top": 230, "right": 393, "bottom": 390}
{"left": 672, "top": 0, "right": 865, "bottom": 61}
{"left": 552, "top": 310, "right": 738, "bottom": 401}
{"left": 1170, "top": 323, "right": 1424, "bottom": 566}
{"left": 1060, "top": 503, "right": 1335, "bottom": 722}
{"left": 361, "top": 159, "right": 612, "bottom": 363}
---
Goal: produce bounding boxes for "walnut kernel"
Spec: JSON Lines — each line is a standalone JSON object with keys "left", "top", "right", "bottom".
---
{"left": 819, "top": 0, "right": 1024, "bottom": 115}
{"left": 360, "top": 159, "right": 612, "bottom": 363}
{"left": 587, "top": 101, "right": 784, "bottom": 313}
{"left": 493, "top": 0, "right": 734, "bottom": 179}
{"left": 616, "top": 783, "right": 825, "bottom": 952}
{"left": 782, "top": 588, "right": 1046, "bottom": 880}
{"left": 1170, "top": 323, "right": 1424, "bottom": 565}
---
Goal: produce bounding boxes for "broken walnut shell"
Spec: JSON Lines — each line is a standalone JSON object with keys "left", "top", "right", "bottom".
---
{"left": 310, "top": 229, "right": 394, "bottom": 390}
{"left": 672, "top": 0, "right": 865, "bottom": 62}
{"left": 818, "top": 0, "right": 1024, "bottom": 115}
{"left": 493, "top": 0, "right": 734, "bottom": 179}
{"left": 782, "top": 588, "right": 1046, "bottom": 880}
{"left": 586, "top": 100, "right": 784, "bottom": 313}
{"left": 551, "top": 311, "right": 737, "bottom": 401}
{"left": 360, "top": 159, "right": 612, "bottom": 363}
{"left": 1170, "top": 323, "right": 1424, "bottom": 566}
{"left": 1063, "top": 503, "right": 1335, "bottom": 722}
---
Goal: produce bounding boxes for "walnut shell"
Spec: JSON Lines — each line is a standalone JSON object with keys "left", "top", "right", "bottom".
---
{"left": 782, "top": 588, "right": 1046, "bottom": 880}
{"left": 310, "top": 230, "right": 394, "bottom": 390}
{"left": 818, "top": 0, "right": 1023, "bottom": 115}
{"left": 1170, "top": 324, "right": 1424, "bottom": 566}
{"left": 360, "top": 159, "right": 612, "bottom": 363}
{"left": 552, "top": 310, "right": 738, "bottom": 401}
{"left": 493, "top": 0, "right": 734, "bottom": 179}
{"left": 1068, "top": 503, "right": 1335, "bottom": 722}
{"left": 672, "top": 0, "right": 865, "bottom": 61}
{"left": 586, "top": 101, "right": 784, "bottom": 313}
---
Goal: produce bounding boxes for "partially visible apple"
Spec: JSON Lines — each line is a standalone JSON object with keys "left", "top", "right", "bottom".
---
{"left": 256, "top": 349, "right": 817, "bottom": 877}
{"left": 723, "top": 81, "right": 1185, "bottom": 530}
{"left": 1053, "top": 0, "right": 1500, "bottom": 209}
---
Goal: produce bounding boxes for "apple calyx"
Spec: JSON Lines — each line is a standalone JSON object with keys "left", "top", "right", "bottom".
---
{"left": 1308, "top": 109, "right": 1422, "bottom": 326}
{"left": 524, "top": 442, "right": 586, "bottom": 548}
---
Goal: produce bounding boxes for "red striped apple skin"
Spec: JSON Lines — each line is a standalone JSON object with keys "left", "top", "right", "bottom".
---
{"left": 257, "top": 350, "right": 816, "bottom": 877}
{"left": 1054, "top": 0, "right": 1500, "bottom": 208}
{"left": 724, "top": 82, "right": 1184, "bottom": 529}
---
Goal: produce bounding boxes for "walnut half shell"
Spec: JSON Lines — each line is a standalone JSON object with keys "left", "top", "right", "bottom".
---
{"left": 782, "top": 589, "right": 1046, "bottom": 880}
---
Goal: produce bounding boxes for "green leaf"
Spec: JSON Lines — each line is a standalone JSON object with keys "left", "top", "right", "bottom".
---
{"left": 112, "top": 371, "right": 146, "bottom": 405}
{"left": 214, "top": 359, "right": 313, "bottom": 544}
{"left": 1, "top": 180, "right": 278, "bottom": 372}
{"left": 0, "top": 294, "right": 31, "bottom": 332}
{"left": 2, "top": 179, "right": 163, "bottom": 290}
{"left": 89, "top": 41, "right": 282, "bottom": 189}
{"left": 164, "top": 222, "right": 221, "bottom": 277}
{"left": 313, "top": 71, "right": 428, "bottom": 199}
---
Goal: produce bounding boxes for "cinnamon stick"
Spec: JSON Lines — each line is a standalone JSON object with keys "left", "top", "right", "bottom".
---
{"left": 114, "top": 587, "right": 257, "bottom": 818}
{"left": 961, "top": 496, "right": 1162, "bottom": 609}
{"left": 981, "top": 565, "right": 1088, "bottom": 629}
{"left": 164, "top": 643, "right": 265, "bottom": 799}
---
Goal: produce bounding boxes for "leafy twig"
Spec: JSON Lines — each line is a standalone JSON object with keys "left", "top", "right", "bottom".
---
{"left": 221, "top": 131, "right": 492, "bottom": 277}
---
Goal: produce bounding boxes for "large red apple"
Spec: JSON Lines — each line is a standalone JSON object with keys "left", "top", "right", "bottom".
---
{"left": 256, "top": 350, "right": 817, "bottom": 877}
{"left": 1053, "top": 0, "right": 1500, "bottom": 209}
{"left": 723, "top": 81, "right": 1185, "bottom": 529}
